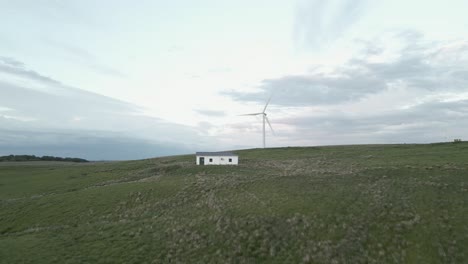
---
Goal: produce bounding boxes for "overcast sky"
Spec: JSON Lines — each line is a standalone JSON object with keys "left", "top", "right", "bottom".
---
{"left": 1, "top": 0, "right": 468, "bottom": 160}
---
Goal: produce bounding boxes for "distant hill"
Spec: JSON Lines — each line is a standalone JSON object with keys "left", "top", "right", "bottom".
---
{"left": 0, "top": 154, "right": 88, "bottom": 163}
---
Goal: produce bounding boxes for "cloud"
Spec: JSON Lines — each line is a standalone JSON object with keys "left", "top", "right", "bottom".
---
{"left": 224, "top": 97, "right": 468, "bottom": 147}
{"left": 226, "top": 73, "right": 385, "bottom": 106}
{"left": 0, "top": 56, "right": 24, "bottom": 67}
{"left": 0, "top": 129, "right": 193, "bottom": 160}
{"left": 45, "top": 40, "right": 126, "bottom": 78}
{"left": 194, "top": 109, "right": 226, "bottom": 117}
{"left": 0, "top": 80, "right": 138, "bottom": 125}
{"left": 273, "top": 99, "right": 468, "bottom": 144}
{"left": 0, "top": 56, "right": 60, "bottom": 85}
{"left": 294, "top": 0, "right": 370, "bottom": 48}
{"left": 0, "top": 57, "right": 211, "bottom": 159}
{"left": 222, "top": 32, "right": 468, "bottom": 147}
{"left": 0, "top": 80, "right": 202, "bottom": 150}
{"left": 225, "top": 34, "right": 468, "bottom": 107}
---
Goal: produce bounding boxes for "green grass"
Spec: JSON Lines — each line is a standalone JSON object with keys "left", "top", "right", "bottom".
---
{"left": 0, "top": 143, "right": 467, "bottom": 263}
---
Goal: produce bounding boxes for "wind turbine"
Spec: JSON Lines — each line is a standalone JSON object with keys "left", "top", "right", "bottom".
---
{"left": 240, "top": 96, "right": 275, "bottom": 148}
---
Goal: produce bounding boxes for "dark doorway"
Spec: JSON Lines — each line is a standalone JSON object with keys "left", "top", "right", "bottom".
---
{"left": 199, "top": 157, "right": 205, "bottom": 165}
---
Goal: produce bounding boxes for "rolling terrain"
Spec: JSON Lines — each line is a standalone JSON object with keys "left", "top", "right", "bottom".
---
{"left": 0, "top": 143, "right": 467, "bottom": 263}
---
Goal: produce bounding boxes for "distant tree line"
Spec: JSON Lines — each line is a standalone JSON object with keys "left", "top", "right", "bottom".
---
{"left": 0, "top": 155, "right": 89, "bottom": 163}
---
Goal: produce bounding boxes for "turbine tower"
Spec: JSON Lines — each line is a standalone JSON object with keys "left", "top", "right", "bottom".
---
{"left": 240, "top": 96, "right": 274, "bottom": 148}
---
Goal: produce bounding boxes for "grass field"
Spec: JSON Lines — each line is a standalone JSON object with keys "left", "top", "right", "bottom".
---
{"left": 1, "top": 143, "right": 467, "bottom": 263}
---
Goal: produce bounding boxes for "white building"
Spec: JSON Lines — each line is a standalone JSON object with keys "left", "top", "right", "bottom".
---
{"left": 195, "top": 151, "right": 239, "bottom": 165}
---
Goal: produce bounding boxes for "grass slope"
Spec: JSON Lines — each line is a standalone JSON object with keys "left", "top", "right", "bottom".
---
{"left": 0, "top": 143, "right": 467, "bottom": 263}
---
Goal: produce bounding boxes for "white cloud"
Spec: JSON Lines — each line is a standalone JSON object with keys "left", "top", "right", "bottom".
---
{"left": 223, "top": 33, "right": 468, "bottom": 146}
{"left": 294, "top": 0, "right": 370, "bottom": 49}
{"left": 0, "top": 57, "right": 224, "bottom": 159}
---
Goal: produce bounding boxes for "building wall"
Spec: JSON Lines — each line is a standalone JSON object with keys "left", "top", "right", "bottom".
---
{"left": 196, "top": 155, "right": 238, "bottom": 165}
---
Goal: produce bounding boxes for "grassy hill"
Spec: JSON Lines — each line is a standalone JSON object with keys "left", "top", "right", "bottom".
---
{"left": 0, "top": 143, "right": 467, "bottom": 263}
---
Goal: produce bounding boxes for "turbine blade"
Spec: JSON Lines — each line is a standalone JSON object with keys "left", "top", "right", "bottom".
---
{"left": 263, "top": 95, "right": 272, "bottom": 113}
{"left": 238, "top": 113, "right": 263, "bottom": 116}
{"left": 265, "top": 116, "right": 275, "bottom": 135}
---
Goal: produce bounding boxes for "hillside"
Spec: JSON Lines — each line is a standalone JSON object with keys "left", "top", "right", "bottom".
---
{"left": 0, "top": 143, "right": 467, "bottom": 263}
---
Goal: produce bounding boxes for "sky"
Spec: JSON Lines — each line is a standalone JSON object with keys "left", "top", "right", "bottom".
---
{"left": 1, "top": 0, "right": 468, "bottom": 160}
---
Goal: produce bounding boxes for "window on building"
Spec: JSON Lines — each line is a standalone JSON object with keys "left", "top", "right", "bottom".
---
{"left": 229, "top": 158, "right": 232, "bottom": 162}
{"left": 209, "top": 158, "right": 213, "bottom": 162}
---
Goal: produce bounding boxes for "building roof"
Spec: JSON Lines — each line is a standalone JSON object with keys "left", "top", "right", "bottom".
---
{"left": 196, "top": 151, "right": 238, "bottom": 157}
